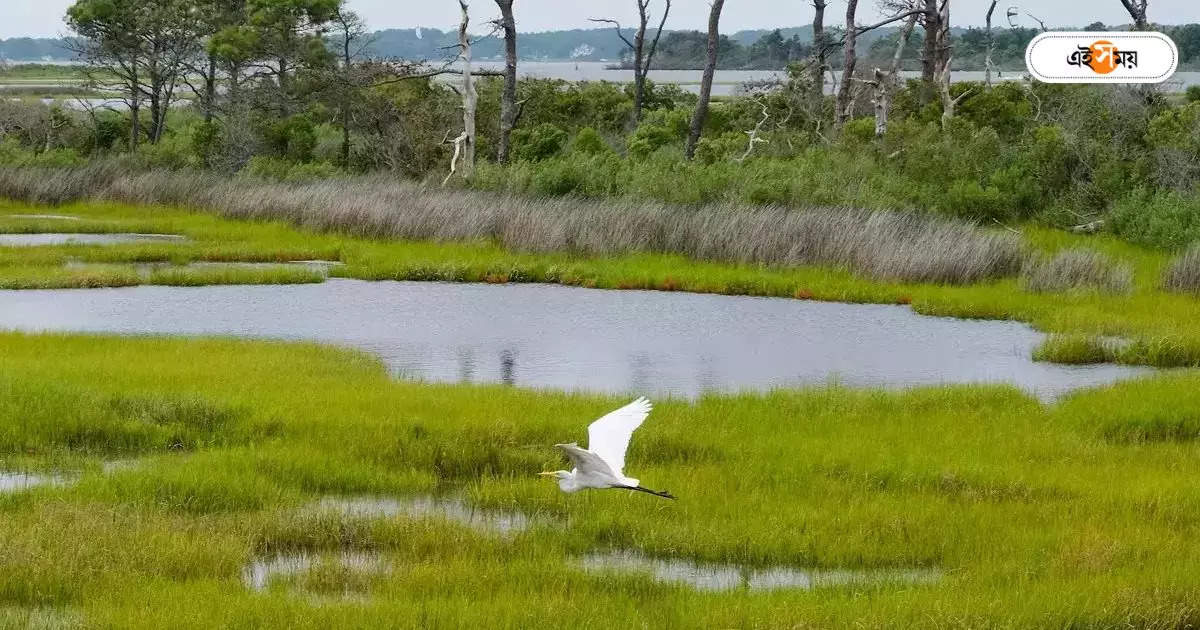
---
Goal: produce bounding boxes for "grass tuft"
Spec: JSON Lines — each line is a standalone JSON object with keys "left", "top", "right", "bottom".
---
{"left": 1163, "top": 243, "right": 1200, "bottom": 295}
{"left": 1022, "top": 247, "right": 1133, "bottom": 294}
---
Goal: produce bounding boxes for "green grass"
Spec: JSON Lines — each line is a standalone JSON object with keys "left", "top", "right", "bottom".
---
{"left": 4, "top": 199, "right": 1200, "bottom": 368}
{"left": 1, "top": 332, "right": 1200, "bottom": 626}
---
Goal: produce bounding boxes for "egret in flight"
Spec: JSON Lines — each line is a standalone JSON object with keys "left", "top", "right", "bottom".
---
{"left": 539, "top": 397, "right": 675, "bottom": 499}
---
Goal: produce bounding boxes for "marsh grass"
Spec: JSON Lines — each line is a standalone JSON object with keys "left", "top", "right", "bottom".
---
{"left": 1, "top": 199, "right": 1200, "bottom": 369}
{"left": 1022, "top": 248, "right": 1134, "bottom": 294}
{"left": 146, "top": 265, "right": 324, "bottom": 287}
{"left": 3, "top": 333, "right": 1200, "bottom": 626}
{"left": 1164, "top": 244, "right": 1200, "bottom": 295}
{"left": 0, "top": 165, "right": 1024, "bottom": 284}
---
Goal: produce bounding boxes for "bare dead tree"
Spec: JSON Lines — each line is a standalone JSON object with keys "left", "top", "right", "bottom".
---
{"left": 934, "top": 0, "right": 954, "bottom": 109}
{"left": 809, "top": 0, "right": 830, "bottom": 105}
{"left": 984, "top": 0, "right": 997, "bottom": 86}
{"left": 834, "top": 0, "right": 861, "bottom": 130}
{"left": 835, "top": 1, "right": 925, "bottom": 130}
{"left": 735, "top": 96, "right": 770, "bottom": 162}
{"left": 444, "top": 0, "right": 477, "bottom": 185}
{"left": 1119, "top": 0, "right": 1149, "bottom": 30}
{"left": 684, "top": 0, "right": 725, "bottom": 160}
{"left": 921, "top": 0, "right": 939, "bottom": 92}
{"left": 590, "top": 0, "right": 671, "bottom": 125}
{"left": 864, "top": 11, "right": 919, "bottom": 137}
{"left": 493, "top": 0, "right": 518, "bottom": 163}
{"left": 938, "top": 56, "right": 971, "bottom": 127}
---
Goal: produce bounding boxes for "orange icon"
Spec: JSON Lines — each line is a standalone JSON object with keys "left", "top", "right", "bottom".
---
{"left": 1087, "top": 40, "right": 1119, "bottom": 74}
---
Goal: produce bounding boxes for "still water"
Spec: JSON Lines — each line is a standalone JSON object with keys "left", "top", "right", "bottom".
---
{"left": 447, "top": 61, "right": 1200, "bottom": 95}
{"left": 0, "top": 279, "right": 1147, "bottom": 399}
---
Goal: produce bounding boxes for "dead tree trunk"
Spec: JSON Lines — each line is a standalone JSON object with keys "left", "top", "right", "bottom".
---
{"left": 809, "top": 0, "right": 828, "bottom": 105}
{"left": 684, "top": 0, "right": 724, "bottom": 160}
{"left": 445, "top": 0, "right": 476, "bottom": 184}
{"left": 935, "top": 0, "right": 954, "bottom": 123}
{"left": 984, "top": 0, "right": 997, "bottom": 86}
{"left": 128, "top": 57, "right": 141, "bottom": 149}
{"left": 495, "top": 0, "right": 517, "bottom": 163}
{"left": 834, "top": 0, "right": 860, "bottom": 130}
{"left": 874, "top": 12, "right": 919, "bottom": 137}
{"left": 939, "top": 56, "right": 971, "bottom": 128}
{"left": 591, "top": 0, "right": 670, "bottom": 126}
{"left": 920, "top": 0, "right": 939, "bottom": 103}
{"left": 1119, "top": 0, "right": 1149, "bottom": 30}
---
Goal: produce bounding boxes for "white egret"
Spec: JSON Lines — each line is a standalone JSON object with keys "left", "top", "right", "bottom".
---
{"left": 539, "top": 397, "right": 675, "bottom": 499}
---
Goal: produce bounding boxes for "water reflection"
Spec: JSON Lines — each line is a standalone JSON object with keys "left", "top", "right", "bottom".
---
{"left": 0, "top": 279, "right": 1151, "bottom": 400}
{"left": 5, "top": 214, "right": 81, "bottom": 221}
{"left": 0, "top": 233, "right": 185, "bottom": 247}
{"left": 313, "top": 494, "right": 532, "bottom": 534}
{"left": 0, "top": 471, "right": 69, "bottom": 493}
{"left": 242, "top": 550, "right": 389, "bottom": 592}
{"left": 578, "top": 550, "right": 942, "bottom": 592}
{"left": 499, "top": 349, "right": 516, "bottom": 385}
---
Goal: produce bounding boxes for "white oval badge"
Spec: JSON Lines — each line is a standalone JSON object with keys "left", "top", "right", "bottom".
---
{"left": 1025, "top": 31, "right": 1177, "bottom": 83}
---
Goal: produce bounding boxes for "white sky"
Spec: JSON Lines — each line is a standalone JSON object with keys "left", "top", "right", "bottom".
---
{"left": 6, "top": 0, "right": 1200, "bottom": 39}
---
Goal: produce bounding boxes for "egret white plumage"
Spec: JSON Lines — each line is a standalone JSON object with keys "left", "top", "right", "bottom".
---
{"left": 539, "top": 397, "right": 675, "bottom": 499}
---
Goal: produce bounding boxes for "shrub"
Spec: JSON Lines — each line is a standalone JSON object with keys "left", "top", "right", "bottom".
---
{"left": 1108, "top": 191, "right": 1200, "bottom": 250}
{"left": 570, "top": 127, "right": 610, "bottom": 155}
{"left": 1188, "top": 85, "right": 1200, "bottom": 103}
{"left": 840, "top": 117, "right": 877, "bottom": 144}
{"left": 262, "top": 114, "right": 317, "bottom": 162}
{"left": 943, "top": 180, "right": 1007, "bottom": 222}
{"left": 1163, "top": 244, "right": 1200, "bottom": 294}
{"left": 512, "top": 123, "right": 569, "bottom": 161}
{"left": 1022, "top": 248, "right": 1133, "bottom": 294}
{"left": 241, "top": 157, "right": 342, "bottom": 182}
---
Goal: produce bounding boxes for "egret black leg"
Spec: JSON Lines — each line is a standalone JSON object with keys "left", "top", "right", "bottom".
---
{"left": 621, "top": 485, "right": 676, "bottom": 500}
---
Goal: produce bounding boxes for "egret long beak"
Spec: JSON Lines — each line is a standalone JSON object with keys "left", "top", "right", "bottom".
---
{"left": 537, "top": 471, "right": 556, "bottom": 477}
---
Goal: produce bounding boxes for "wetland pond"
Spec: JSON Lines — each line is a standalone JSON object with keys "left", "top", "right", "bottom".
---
{"left": 0, "top": 278, "right": 1148, "bottom": 400}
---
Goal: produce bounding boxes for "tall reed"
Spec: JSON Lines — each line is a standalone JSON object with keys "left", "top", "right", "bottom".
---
{"left": 0, "top": 165, "right": 1025, "bottom": 284}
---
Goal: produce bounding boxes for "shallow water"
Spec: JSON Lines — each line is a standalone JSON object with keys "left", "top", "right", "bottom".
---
{"left": 442, "top": 62, "right": 1200, "bottom": 96}
{"left": 64, "top": 259, "right": 341, "bottom": 277}
{"left": 0, "top": 471, "right": 68, "bottom": 493}
{"left": 0, "top": 279, "right": 1149, "bottom": 399}
{"left": 578, "top": 550, "right": 941, "bottom": 592}
{"left": 242, "top": 550, "right": 389, "bottom": 592}
{"left": 5, "top": 214, "right": 81, "bottom": 221}
{"left": 315, "top": 495, "right": 531, "bottom": 534}
{"left": 0, "top": 233, "right": 185, "bottom": 247}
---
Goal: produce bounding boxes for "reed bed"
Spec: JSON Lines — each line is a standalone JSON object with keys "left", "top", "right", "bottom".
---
{"left": 1164, "top": 244, "right": 1200, "bottom": 295}
{"left": 0, "top": 165, "right": 1024, "bottom": 285}
{"left": 1022, "top": 247, "right": 1133, "bottom": 294}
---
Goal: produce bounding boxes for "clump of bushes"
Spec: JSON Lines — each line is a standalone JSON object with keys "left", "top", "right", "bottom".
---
{"left": 1163, "top": 244, "right": 1200, "bottom": 294}
{"left": 1109, "top": 191, "right": 1200, "bottom": 251}
{"left": 1022, "top": 248, "right": 1133, "bottom": 294}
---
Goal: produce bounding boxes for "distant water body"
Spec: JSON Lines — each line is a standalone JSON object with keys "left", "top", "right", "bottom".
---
{"left": 444, "top": 61, "right": 1200, "bottom": 95}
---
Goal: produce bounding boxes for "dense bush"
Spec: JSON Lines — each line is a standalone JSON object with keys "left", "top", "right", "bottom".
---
{"left": 1109, "top": 191, "right": 1200, "bottom": 250}
{"left": 512, "top": 123, "right": 568, "bottom": 162}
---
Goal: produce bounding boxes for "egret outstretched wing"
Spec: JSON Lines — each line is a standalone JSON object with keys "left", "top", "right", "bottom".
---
{"left": 586, "top": 397, "right": 652, "bottom": 476}
{"left": 556, "top": 443, "right": 617, "bottom": 478}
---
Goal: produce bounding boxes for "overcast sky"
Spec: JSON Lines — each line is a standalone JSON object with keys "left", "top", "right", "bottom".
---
{"left": 7, "top": 0, "right": 1200, "bottom": 39}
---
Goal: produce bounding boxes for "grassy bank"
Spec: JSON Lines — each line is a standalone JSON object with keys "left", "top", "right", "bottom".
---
{"left": 3, "top": 198, "right": 1200, "bottom": 368}
{"left": 1, "top": 332, "right": 1199, "bottom": 627}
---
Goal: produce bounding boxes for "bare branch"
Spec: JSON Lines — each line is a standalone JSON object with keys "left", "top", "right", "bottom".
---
{"left": 588, "top": 18, "right": 636, "bottom": 50}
